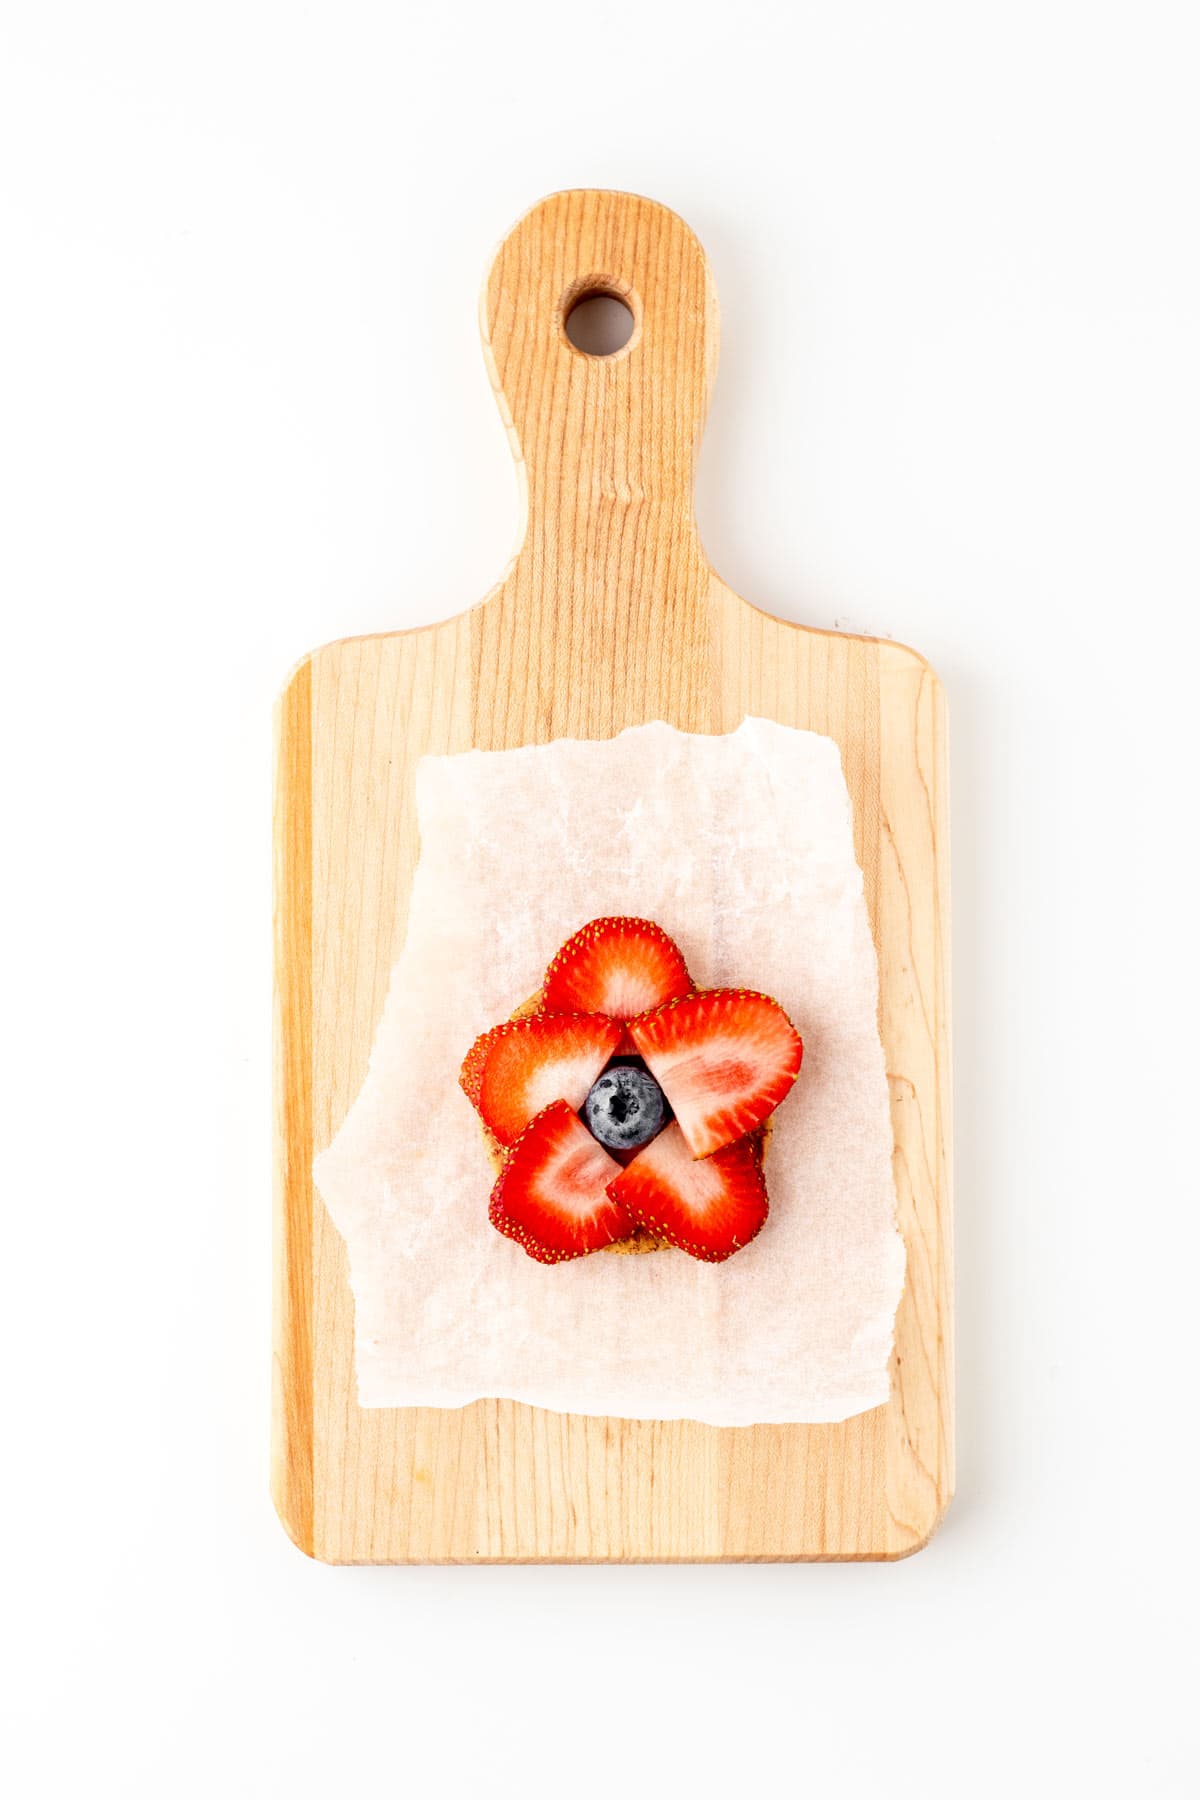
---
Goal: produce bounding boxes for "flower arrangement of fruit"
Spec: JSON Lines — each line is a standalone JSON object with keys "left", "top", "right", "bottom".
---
{"left": 460, "top": 918, "right": 803, "bottom": 1264}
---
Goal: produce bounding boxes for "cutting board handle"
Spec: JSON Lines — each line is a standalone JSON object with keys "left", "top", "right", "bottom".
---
{"left": 481, "top": 190, "right": 719, "bottom": 574}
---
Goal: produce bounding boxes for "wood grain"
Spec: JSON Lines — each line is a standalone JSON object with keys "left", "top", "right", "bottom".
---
{"left": 272, "top": 190, "right": 953, "bottom": 1561}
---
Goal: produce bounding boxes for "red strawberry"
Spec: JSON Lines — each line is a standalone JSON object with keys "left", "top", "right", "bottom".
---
{"left": 628, "top": 988, "right": 803, "bottom": 1158}
{"left": 607, "top": 1123, "right": 768, "bottom": 1262}
{"left": 458, "top": 1030, "right": 493, "bottom": 1109}
{"left": 489, "top": 1101, "right": 631, "bottom": 1262}
{"left": 464, "top": 1013, "right": 622, "bottom": 1147}
{"left": 542, "top": 917, "right": 691, "bottom": 1019}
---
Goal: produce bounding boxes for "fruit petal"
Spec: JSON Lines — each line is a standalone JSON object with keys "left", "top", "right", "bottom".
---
{"left": 629, "top": 988, "right": 803, "bottom": 1158}
{"left": 542, "top": 917, "right": 691, "bottom": 1020}
{"left": 489, "top": 1101, "right": 631, "bottom": 1262}
{"left": 459, "top": 1028, "right": 496, "bottom": 1109}
{"left": 607, "top": 1122, "right": 768, "bottom": 1262}
{"left": 474, "top": 1012, "right": 623, "bottom": 1146}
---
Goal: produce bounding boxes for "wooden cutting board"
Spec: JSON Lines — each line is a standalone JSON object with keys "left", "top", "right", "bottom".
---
{"left": 273, "top": 189, "right": 952, "bottom": 1562}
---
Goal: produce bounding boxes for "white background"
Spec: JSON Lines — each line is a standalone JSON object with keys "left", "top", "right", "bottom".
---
{"left": 2, "top": 3, "right": 1197, "bottom": 1796}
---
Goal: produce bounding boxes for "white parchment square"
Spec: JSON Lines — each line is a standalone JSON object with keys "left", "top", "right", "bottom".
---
{"left": 314, "top": 717, "right": 904, "bottom": 1425}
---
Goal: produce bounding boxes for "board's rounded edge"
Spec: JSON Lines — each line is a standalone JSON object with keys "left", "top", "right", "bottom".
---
{"left": 276, "top": 646, "right": 313, "bottom": 708}
{"left": 708, "top": 571, "right": 949, "bottom": 687}
{"left": 269, "top": 1473, "right": 318, "bottom": 1561}
{"left": 874, "top": 630, "right": 949, "bottom": 703}
{"left": 276, "top": 587, "right": 504, "bottom": 675}
{"left": 882, "top": 1486, "right": 954, "bottom": 1561}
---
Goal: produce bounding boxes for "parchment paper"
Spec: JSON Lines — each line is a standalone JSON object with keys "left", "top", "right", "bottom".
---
{"left": 314, "top": 717, "right": 905, "bottom": 1425}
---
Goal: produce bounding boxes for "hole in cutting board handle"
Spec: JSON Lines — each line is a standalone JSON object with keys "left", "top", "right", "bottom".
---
{"left": 563, "top": 288, "right": 636, "bottom": 357}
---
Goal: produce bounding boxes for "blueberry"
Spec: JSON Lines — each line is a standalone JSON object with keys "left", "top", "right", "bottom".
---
{"left": 584, "top": 1064, "right": 667, "bottom": 1152}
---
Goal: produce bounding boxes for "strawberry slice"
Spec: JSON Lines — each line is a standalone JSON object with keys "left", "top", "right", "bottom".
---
{"left": 489, "top": 1101, "right": 631, "bottom": 1262}
{"left": 463, "top": 1012, "right": 623, "bottom": 1147}
{"left": 542, "top": 917, "right": 691, "bottom": 1019}
{"left": 607, "top": 1123, "right": 768, "bottom": 1261}
{"left": 628, "top": 989, "right": 803, "bottom": 1158}
{"left": 458, "top": 1029, "right": 493, "bottom": 1110}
